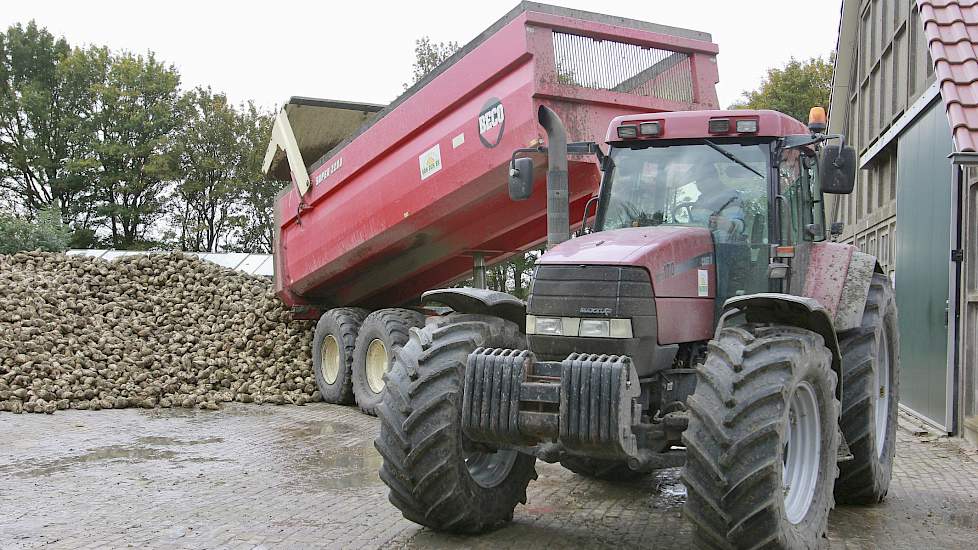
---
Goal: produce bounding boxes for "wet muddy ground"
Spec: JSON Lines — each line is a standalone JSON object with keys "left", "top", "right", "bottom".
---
{"left": 1, "top": 403, "right": 977, "bottom": 549}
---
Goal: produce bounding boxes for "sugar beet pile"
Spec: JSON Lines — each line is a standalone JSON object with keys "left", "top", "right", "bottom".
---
{"left": 0, "top": 252, "right": 315, "bottom": 414}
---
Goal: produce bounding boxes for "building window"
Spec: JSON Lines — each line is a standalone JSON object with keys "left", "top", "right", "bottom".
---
{"left": 890, "top": 145, "right": 897, "bottom": 201}
{"left": 867, "top": 167, "right": 875, "bottom": 215}
{"left": 879, "top": 154, "right": 888, "bottom": 208}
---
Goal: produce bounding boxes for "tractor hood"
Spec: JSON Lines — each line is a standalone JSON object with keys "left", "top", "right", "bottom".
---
{"left": 537, "top": 226, "right": 716, "bottom": 299}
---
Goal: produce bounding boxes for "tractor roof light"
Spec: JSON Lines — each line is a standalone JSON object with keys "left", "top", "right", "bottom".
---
{"left": 617, "top": 124, "right": 638, "bottom": 139}
{"left": 708, "top": 118, "right": 730, "bottom": 134}
{"left": 639, "top": 121, "right": 661, "bottom": 136}
{"left": 736, "top": 119, "right": 758, "bottom": 133}
{"left": 808, "top": 106, "right": 827, "bottom": 133}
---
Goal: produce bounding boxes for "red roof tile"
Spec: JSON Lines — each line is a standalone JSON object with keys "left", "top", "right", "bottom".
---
{"left": 920, "top": 0, "right": 978, "bottom": 151}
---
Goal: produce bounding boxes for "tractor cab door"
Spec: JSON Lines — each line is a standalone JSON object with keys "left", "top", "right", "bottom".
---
{"left": 777, "top": 145, "right": 826, "bottom": 294}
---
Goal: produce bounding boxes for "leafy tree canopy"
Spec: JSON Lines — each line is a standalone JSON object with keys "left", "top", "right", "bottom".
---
{"left": 730, "top": 55, "right": 834, "bottom": 123}
{"left": 0, "top": 207, "right": 70, "bottom": 253}
{"left": 405, "top": 36, "right": 460, "bottom": 89}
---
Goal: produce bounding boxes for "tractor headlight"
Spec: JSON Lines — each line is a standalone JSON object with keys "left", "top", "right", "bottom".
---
{"left": 526, "top": 316, "right": 632, "bottom": 338}
{"left": 579, "top": 319, "right": 610, "bottom": 338}
{"left": 535, "top": 317, "right": 563, "bottom": 336}
{"left": 610, "top": 318, "right": 633, "bottom": 338}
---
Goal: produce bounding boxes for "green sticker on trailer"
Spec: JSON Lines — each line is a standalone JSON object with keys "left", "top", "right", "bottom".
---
{"left": 419, "top": 144, "right": 442, "bottom": 180}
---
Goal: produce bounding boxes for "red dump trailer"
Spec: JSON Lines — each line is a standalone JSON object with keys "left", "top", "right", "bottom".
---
{"left": 264, "top": 2, "right": 719, "bottom": 314}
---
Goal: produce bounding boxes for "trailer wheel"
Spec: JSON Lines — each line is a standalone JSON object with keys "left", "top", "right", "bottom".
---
{"left": 352, "top": 308, "right": 426, "bottom": 416}
{"left": 311, "top": 308, "right": 368, "bottom": 404}
{"left": 375, "top": 313, "right": 537, "bottom": 533}
{"left": 560, "top": 456, "right": 644, "bottom": 481}
{"left": 682, "top": 324, "right": 839, "bottom": 549}
{"left": 835, "top": 273, "right": 899, "bottom": 504}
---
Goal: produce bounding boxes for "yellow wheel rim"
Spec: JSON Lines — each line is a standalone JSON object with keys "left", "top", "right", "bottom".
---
{"left": 365, "top": 339, "right": 388, "bottom": 394}
{"left": 322, "top": 335, "right": 341, "bottom": 384}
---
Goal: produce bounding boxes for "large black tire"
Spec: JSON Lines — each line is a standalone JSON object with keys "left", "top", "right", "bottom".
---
{"left": 560, "top": 456, "right": 645, "bottom": 482}
{"left": 311, "top": 308, "right": 368, "bottom": 404}
{"left": 682, "top": 324, "right": 840, "bottom": 550}
{"left": 374, "top": 314, "right": 538, "bottom": 533}
{"left": 835, "top": 273, "right": 900, "bottom": 504}
{"left": 352, "top": 308, "right": 426, "bottom": 416}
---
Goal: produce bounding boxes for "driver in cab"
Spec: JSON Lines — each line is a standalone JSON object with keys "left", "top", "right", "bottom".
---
{"left": 687, "top": 163, "right": 746, "bottom": 243}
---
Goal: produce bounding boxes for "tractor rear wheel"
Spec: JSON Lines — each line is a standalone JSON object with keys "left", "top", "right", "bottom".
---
{"left": 352, "top": 308, "right": 426, "bottom": 416}
{"left": 835, "top": 273, "right": 899, "bottom": 504}
{"left": 375, "top": 314, "right": 537, "bottom": 533}
{"left": 312, "top": 308, "right": 368, "bottom": 404}
{"left": 560, "top": 456, "right": 645, "bottom": 481}
{"left": 682, "top": 324, "right": 839, "bottom": 549}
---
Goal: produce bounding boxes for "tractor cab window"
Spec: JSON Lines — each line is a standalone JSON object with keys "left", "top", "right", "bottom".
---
{"left": 596, "top": 140, "right": 774, "bottom": 302}
{"left": 597, "top": 141, "right": 770, "bottom": 245}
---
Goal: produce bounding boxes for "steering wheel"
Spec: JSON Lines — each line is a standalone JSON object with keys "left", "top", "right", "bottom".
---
{"left": 672, "top": 202, "right": 697, "bottom": 224}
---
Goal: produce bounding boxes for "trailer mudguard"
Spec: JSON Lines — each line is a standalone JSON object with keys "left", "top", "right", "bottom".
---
{"left": 421, "top": 288, "right": 526, "bottom": 331}
{"left": 719, "top": 293, "right": 843, "bottom": 399}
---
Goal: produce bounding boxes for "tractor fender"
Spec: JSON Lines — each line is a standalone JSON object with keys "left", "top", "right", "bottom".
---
{"left": 800, "top": 242, "right": 877, "bottom": 332}
{"left": 719, "top": 293, "right": 843, "bottom": 400}
{"left": 421, "top": 287, "right": 526, "bottom": 331}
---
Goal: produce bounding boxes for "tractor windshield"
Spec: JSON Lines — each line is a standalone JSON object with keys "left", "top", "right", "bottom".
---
{"left": 595, "top": 140, "right": 772, "bottom": 247}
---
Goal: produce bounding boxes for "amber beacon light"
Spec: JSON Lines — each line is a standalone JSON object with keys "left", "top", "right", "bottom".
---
{"left": 808, "top": 106, "right": 827, "bottom": 133}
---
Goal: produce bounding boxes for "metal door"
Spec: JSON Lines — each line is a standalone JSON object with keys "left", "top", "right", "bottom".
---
{"left": 894, "top": 100, "right": 954, "bottom": 431}
{"left": 958, "top": 163, "right": 978, "bottom": 442}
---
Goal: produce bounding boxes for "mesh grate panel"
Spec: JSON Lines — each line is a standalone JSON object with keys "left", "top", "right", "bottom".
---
{"left": 552, "top": 32, "right": 695, "bottom": 103}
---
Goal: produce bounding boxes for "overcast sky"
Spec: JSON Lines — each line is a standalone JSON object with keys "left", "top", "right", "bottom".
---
{"left": 2, "top": 1, "right": 841, "bottom": 112}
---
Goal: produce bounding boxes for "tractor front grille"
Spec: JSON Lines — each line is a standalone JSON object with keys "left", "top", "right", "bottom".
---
{"left": 527, "top": 265, "right": 655, "bottom": 318}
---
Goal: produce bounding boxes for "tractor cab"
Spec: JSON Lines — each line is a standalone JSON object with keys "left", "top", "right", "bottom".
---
{"left": 509, "top": 108, "right": 857, "bottom": 312}
{"left": 593, "top": 108, "right": 852, "bottom": 307}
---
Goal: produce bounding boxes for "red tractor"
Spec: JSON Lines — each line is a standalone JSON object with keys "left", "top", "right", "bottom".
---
{"left": 375, "top": 105, "right": 899, "bottom": 548}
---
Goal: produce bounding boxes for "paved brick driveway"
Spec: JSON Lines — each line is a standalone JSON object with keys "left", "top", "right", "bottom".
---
{"left": 1, "top": 403, "right": 976, "bottom": 549}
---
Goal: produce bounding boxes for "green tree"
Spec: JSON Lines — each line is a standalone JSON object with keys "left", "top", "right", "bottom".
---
{"left": 174, "top": 87, "right": 247, "bottom": 252}
{"left": 90, "top": 51, "right": 181, "bottom": 249}
{"left": 0, "top": 22, "right": 101, "bottom": 234}
{"left": 404, "top": 36, "right": 460, "bottom": 88}
{"left": 731, "top": 55, "right": 834, "bottom": 122}
{"left": 0, "top": 206, "right": 70, "bottom": 253}
{"left": 231, "top": 104, "right": 278, "bottom": 253}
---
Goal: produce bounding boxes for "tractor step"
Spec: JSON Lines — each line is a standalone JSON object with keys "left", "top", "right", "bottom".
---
{"left": 461, "top": 348, "right": 640, "bottom": 460}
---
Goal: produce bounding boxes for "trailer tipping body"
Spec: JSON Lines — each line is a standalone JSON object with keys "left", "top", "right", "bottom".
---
{"left": 266, "top": 2, "right": 720, "bottom": 315}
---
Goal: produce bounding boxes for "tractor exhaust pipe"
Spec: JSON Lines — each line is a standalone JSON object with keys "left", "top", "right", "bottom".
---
{"left": 538, "top": 105, "right": 569, "bottom": 249}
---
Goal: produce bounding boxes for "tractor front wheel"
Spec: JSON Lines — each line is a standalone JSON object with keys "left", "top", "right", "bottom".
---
{"left": 374, "top": 314, "right": 537, "bottom": 533}
{"left": 682, "top": 324, "right": 839, "bottom": 549}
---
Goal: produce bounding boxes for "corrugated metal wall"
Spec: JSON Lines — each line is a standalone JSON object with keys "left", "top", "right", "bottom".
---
{"left": 894, "top": 99, "right": 954, "bottom": 428}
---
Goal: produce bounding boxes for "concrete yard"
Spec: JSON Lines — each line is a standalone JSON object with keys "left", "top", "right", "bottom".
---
{"left": 1, "top": 403, "right": 977, "bottom": 549}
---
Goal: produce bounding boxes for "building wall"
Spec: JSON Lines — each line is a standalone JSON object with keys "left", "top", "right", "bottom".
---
{"left": 828, "top": 0, "right": 936, "bottom": 280}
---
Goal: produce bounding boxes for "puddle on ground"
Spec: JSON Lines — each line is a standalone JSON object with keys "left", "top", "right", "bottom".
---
{"left": 295, "top": 443, "right": 384, "bottom": 490}
{"left": 649, "top": 467, "right": 687, "bottom": 509}
{"left": 138, "top": 436, "right": 224, "bottom": 446}
{"left": 284, "top": 420, "right": 358, "bottom": 439}
{"left": 0, "top": 445, "right": 179, "bottom": 478}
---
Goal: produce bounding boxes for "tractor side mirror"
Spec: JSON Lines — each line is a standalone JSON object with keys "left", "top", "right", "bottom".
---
{"left": 819, "top": 145, "right": 856, "bottom": 194}
{"left": 508, "top": 157, "right": 534, "bottom": 201}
